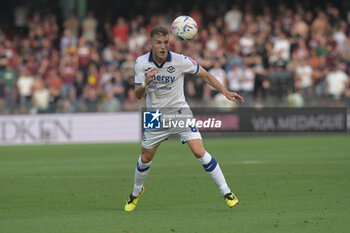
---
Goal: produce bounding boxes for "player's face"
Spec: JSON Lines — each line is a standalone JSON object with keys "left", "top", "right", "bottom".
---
{"left": 151, "top": 34, "right": 169, "bottom": 62}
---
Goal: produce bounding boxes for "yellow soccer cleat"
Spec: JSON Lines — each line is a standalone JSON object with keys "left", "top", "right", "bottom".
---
{"left": 124, "top": 186, "right": 145, "bottom": 212}
{"left": 224, "top": 192, "right": 239, "bottom": 208}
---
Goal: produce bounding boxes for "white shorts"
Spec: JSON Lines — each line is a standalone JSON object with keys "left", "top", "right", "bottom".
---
{"left": 142, "top": 107, "right": 202, "bottom": 149}
{"left": 142, "top": 127, "right": 202, "bottom": 149}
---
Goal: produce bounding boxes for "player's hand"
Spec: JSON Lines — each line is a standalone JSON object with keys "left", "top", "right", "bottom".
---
{"left": 145, "top": 68, "right": 158, "bottom": 86}
{"left": 224, "top": 91, "right": 244, "bottom": 103}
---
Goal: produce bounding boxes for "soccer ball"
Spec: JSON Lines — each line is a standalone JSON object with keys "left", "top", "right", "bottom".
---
{"left": 171, "top": 16, "right": 198, "bottom": 41}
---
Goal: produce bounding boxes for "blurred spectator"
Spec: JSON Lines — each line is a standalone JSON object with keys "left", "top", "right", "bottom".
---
{"left": 240, "top": 63, "right": 255, "bottom": 103}
{"left": 43, "top": 15, "right": 59, "bottom": 42}
{"left": 206, "top": 24, "right": 222, "bottom": 53}
{"left": 271, "top": 31, "right": 290, "bottom": 63}
{"left": 328, "top": 5, "right": 342, "bottom": 27}
{"left": 60, "top": 29, "right": 78, "bottom": 55}
{"left": 84, "top": 87, "right": 100, "bottom": 112}
{"left": 224, "top": 4, "right": 242, "bottom": 32}
{"left": 25, "top": 54, "right": 40, "bottom": 75}
{"left": 341, "top": 37, "right": 350, "bottom": 73}
{"left": 59, "top": 55, "right": 78, "bottom": 100}
{"left": 110, "top": 70, "right": 125, "bottom": 104}
{"left": 227, "top": 64, "right": 242, "bottom": 92}
{"left": 253, "top": 56, "right": 268, "bottom": 99}
{"left": 128, "top": 28, "right": 147, "bottom": 54}
{"left": 268, "top": 64, "right": 294, "bottom": 99}
{"left": 311, "top": 11, "right": 330, "bottom": 36}
{"left": 113, "top": 17, "right": 129, "bottom": 42}
{"left": 308, "top": 49, "right": 320, "bottom": 68}
{"left": 185, "top": 75, "right": 205, "bottom": 106}
{"left": 292, "top": 40, "right": 309, "bottom": 61}
{"left": 100, "top": 65, "right": 113, "bottom": 85}
{"left": 226, "top": 50, "right": 243, "bottom": 71}
{"left": 64, "top": 11, "right": 80, "bottom": 38}
{"left": 72, "top": 70, "right": 85, "bottom": 112}
{"left": 2, "top": 64, "right": 17, "bottom": 113}
{"left": 239, "top": 31, "right": 255, "bottom": 56}
{"left": 101, "top": 44, "right": 118, "bottom": 67}
{"left": 281, "top": 9, "right": 294, "bottom": 33}
{"left": 17, "top": 68, "right": 34, "bottom": 112}
{"left": 333, "top": 23, "right": 347, "bottom": 51}
{"left": 101, "top": 73, "right": 123, "bottom": 112}
{"left": 102, "top": 21, "right": 114, "bottom": 45}
{"left": 39, "top": 38, "right": 53, "bottom": 60}
{"left": 0, "top": 45, "right": 8, "bottom": 76}
{"left": 32, "top": 77, "right": 50, "bottom": 113}
{"left": 14, "top": 3, "right": 29, "bottom": 34}
{"left": 313, "top": 55, "right": 329, "bottom": 96}
{"left": 124, "top": 89, "right": 140, "bottom": 111}
{"left": 314, "top": 34, "right": 327, "bottom": 57}
{"left": 102, "top": 89, "right": 121, "bottom": 112}
{"left": 46, "top": 68, "right": 62, "bottom": 113}
{"left": 295, "top": 59, "right": 313, "bottom": 97}
{"left": 77, "top": 36, "right": 91, "bottom": 78}
{"left": 3, "top": 39, "right": 18, "bottom": 68}
{"left": 82, "top": 11, "right": 98, "bottom": 42}
{"left": 208, "top": 60, "right": 227, "bottom": 98}
{"left": 291, "top": 14, "right": 309, "bottom": 40}
{"left": 325, "top": 63, "right": 349, "bottom": 100}
{"left": 86, "top": 63, "right": 100, "bottom": 91}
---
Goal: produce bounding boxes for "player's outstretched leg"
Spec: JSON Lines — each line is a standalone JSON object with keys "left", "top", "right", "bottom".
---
{"left": 187, "top": 139, "right": 238, "bottom": 208}
{"left": 197, "top": 151, "right": 239, "bottom": 208}
{"left": 124, "top": 155, "right": 151, "bottom": 211}
{"left": 124, "top": 146, "right": 157, "bottom": 211}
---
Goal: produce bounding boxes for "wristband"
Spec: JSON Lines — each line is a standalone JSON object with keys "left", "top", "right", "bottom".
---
{"left": 142, "top": 82, "right": 149, "bottom": 88}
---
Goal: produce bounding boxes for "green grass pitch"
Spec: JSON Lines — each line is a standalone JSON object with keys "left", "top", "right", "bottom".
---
{"left": 1, "top": 135, "right": 350, "bottom": 233}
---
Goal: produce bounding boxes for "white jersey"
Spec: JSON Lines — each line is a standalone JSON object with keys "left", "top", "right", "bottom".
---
{"left": 134, "top": 51, "right": 199, "bottom": 109}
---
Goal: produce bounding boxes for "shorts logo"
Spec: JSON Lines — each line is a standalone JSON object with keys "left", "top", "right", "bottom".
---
{"left": 143, "top": 109, "right": 162, "bottom": 129}
{"left": 167, "top": 66, "right": 175, "bottom": 73}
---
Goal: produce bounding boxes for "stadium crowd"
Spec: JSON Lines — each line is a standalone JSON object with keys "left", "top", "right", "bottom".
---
{"left": 0, "top": 1, "right": 350, "bottom": 114}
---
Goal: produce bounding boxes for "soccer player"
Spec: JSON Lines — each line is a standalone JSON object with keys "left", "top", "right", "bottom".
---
{"left": 124, "top": 26, "right": 244, "bottom": 211}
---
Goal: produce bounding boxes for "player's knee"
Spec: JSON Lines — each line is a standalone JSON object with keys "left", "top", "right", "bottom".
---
{"left": 141, "top": 146, "right": 157, "bottom": 163}
{"left": 140, "top": 154, "right": 152, "bottom": 163}
{"left": 141, "top": 151, "right": 154, "bottom": 163}
{"left": 193, "top": 149, "right": 206, "bottom": 158}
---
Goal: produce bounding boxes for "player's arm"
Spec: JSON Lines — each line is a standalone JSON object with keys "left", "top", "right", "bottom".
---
{"left": 197, "top": 66, "right": 244, "bottom": 103}
{"left": 135, "top": 68, "right": 158, "bottom": 99}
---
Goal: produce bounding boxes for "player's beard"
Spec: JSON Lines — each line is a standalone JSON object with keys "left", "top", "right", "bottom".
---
{"left": 154, "top": 50, "right": 167, "bottom": 63}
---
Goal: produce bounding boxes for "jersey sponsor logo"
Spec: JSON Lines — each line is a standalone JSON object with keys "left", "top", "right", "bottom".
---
{"left": 152, "top": 75, "right": 175, "bottom": 84}
{"left": 167, "top": 66, "right": 175, "bottom": 73}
